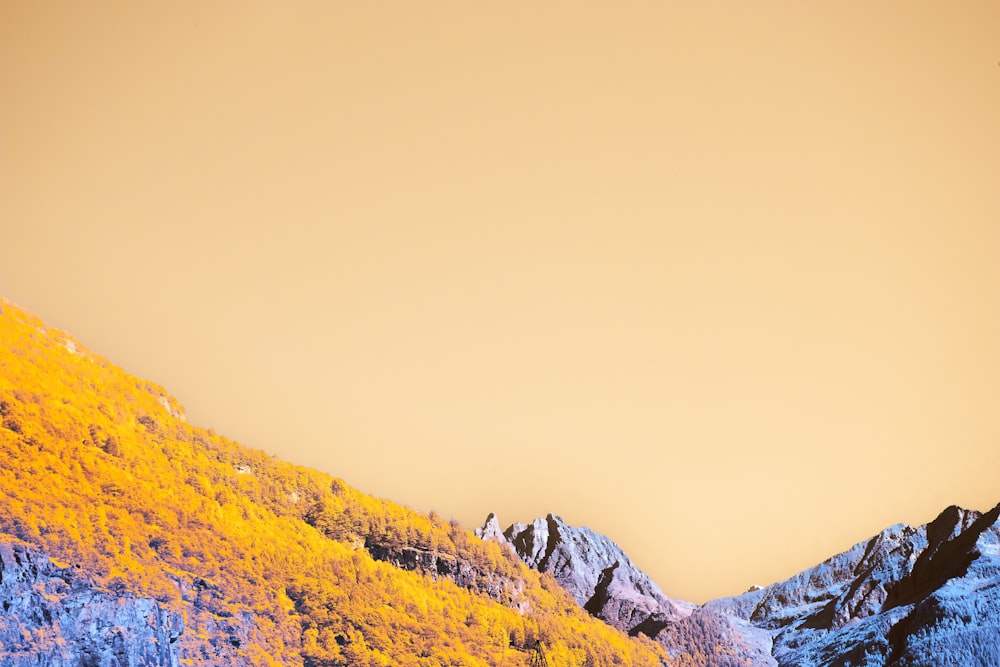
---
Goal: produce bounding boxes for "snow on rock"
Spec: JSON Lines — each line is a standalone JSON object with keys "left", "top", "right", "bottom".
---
{"left": 477, "top": 513, "right": 773, "bottom": 666}
{"left": 706, "top": 503, "right": 1000, "bottom": 667}
{"left": 492, "top": 513, "right": 690, "bottom": 636}
{"left": 483, "top": 503, "right": 1000, "bottom": 667}
{"left": 473, "top": 512, "right": 508, "bottom": 544}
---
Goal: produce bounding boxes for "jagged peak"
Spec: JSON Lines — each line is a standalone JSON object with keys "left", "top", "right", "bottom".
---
{"left": 929, "top": 504, "right": 981, "bottom": 534}
{"left": 473, "top": 513, "right": 506, "bottom": 543}
{"left": 702, "top": 501, "right": 1000, "bottom": 667}
{"left": 480, "top": 511, "right": 694, "bottom": 642}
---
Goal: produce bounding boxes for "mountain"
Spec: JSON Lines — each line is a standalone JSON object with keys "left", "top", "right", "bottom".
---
{"left": 705, "top": 503, "right": 1000, "bottom": 667}
{"left": 481, "top": 506, "right": 1000, "bottom": 667}
{"left": 478, "top": 514, "right": 776, "bottom": 667}
{"left": 3, "top": 295, "right": 999, "bottom": 667}
{"left": 477, "top": 513, "right": 692, "bottom": 636}
{"left": 0, "top": 298, "right": 669, "bottom": 666}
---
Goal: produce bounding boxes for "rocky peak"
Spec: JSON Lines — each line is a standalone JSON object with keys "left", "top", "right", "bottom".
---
{"left": 473, "top": 512, "right": 507, "bottom": 544}
{"left": 705, "top": 502, "right": 1000, "bottom": 666}
{"left": 883, "top": 502, "right": 999, "bottom": 612}
{"left": 477, "top": 513, "right": 692, "bottom": 638}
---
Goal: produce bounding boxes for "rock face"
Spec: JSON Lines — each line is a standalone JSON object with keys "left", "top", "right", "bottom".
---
{"left": 474, "top": 512, "right": 507, "bottom": 543}
{"left": 478, "top": 512, "right": 691, "bottom": 638}
{"left": 480, "top": 513, "right": 776, "bottom": 666}
{"left": 0, "top": 542, "right": 182, "bottom": 667}
{"left": 704, "top": 503, "right": 1000, "bottom": 667}
{"left": 364, "top": 539, "right": 524, "bottom": 605}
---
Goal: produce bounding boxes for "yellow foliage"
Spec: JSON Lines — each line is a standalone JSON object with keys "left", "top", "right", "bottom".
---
{"left": 0, "top": 299, "right": 670, "bottom": 666}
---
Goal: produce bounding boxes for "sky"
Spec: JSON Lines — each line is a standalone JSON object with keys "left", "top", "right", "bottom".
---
{"left": 2, "top": 1, "right": 999, "bottom": 604}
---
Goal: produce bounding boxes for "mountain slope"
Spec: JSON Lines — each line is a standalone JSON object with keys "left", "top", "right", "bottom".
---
{"left": 704, "top": 504, "right": 1000, "bottom": 667}
{"left": 4, "top": 296, "right": 998, "bottom": 666}
{"left": 478, "top": 514, "right": 775, "bottom": 667}
{"left": 481, "top": 506, "right": 1000, "bottom": 667}
{"left": 0, "top": 298, "right": 670, "bottom": 666}
{"left": 477, "top": 513, "right": 692, "bottom": 635}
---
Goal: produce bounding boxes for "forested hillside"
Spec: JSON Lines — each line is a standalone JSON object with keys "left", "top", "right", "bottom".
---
{"left": 0, "top": 298, "right": 670, "bottom": 666}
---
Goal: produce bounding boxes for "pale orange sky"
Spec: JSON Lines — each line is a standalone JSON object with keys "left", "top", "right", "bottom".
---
{"left": 2, "top": 1, "right": 999, "bottom": 603}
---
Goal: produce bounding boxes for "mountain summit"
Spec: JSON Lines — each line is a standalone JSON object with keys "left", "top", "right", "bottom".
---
{"left": 477, "top": 513, "right": 693, "bottom": 636}
{"left": 479, "top": 514, "right": 777, "bottom": 666}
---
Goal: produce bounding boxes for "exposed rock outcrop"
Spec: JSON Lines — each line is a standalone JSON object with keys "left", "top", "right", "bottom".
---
{"left": 473, "top": 512, "right": 507, "bottom": 543}
{"left": 364, "top": 537, "right": 525, "bottom": 608}
{"left": 0, "top": 542, "right": 182, "bottom": 667}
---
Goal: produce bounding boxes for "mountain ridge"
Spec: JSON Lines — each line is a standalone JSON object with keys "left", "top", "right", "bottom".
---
{"left": 480, "top": 502, "right": 1000, "bottom": 667}
{"left": 708, "top": 501, "right": 1000, "bottom": 666}
{"left": 477, "top": 512, "right": 694, "bottom": 635}
{"left": 0, "top": 298, "right": 669, "bottom": 666}
{"left": 2, "top": 296, "right": 998, "bottom": 666}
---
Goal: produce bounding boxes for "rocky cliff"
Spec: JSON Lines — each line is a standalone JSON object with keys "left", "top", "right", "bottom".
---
{"left": 0, "top": 542, "right": 182, "bottom": 667}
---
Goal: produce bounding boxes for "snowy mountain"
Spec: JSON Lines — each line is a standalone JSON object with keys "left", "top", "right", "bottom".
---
{"left": 478, "top": 513, "right": 775, "bottom": 666}
{"left": 483, "top": 504, "right": 1000, "bottom": 667}
{"left": 477, "top": 512, "right": 692, "bottom": 635}
{"left": 3, "top": 298, "right": 998, "bottom": 666}
{"left": 706, "top": 503, "right": 1000, "bottom": 666}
